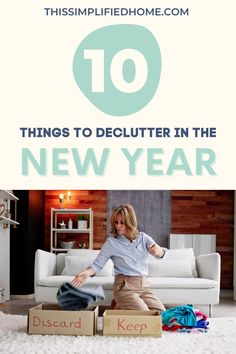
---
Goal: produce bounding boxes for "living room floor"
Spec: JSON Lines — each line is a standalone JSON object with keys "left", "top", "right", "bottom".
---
{"left": 1, "top": 290, "right": 235, "bottom": 317}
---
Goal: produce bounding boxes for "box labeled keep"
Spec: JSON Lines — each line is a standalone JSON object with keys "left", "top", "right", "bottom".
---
{"left": 103, "top": 310, "right": 162, "bottom": 337}
{"left": 28, "top": 304, "right": 98, "bottom": 335}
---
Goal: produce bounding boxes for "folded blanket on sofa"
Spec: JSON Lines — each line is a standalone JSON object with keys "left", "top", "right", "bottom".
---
{"left": 57, "top": 282, "right": 105, "bottom": 310}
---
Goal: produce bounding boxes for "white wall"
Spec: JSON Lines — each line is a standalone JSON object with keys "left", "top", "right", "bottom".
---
{"left": 0, "top": 224, "right": 10, "bottom": 301}
{"left": 169, "top": 234, "right": 216, "bottom": 256}
{"left": 234, "top": 191, "right": 236, "bottom": 301}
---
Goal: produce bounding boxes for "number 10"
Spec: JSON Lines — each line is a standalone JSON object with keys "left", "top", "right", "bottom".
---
{"left": 84, "top": 49, "right": 148, "bottom": 93}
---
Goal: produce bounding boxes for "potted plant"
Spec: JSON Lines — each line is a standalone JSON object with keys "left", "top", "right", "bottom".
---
{"left": 77, "top": 215, "right": 88, "bottom": 230}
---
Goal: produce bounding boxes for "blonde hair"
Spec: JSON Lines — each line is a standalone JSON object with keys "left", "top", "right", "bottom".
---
{"left": 110, "top": 204, "right": 138, "bottom": 240}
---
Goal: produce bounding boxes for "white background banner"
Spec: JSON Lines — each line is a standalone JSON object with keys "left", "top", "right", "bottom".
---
{"left": 0, "top": 1, "right": 235, "bottom": 189}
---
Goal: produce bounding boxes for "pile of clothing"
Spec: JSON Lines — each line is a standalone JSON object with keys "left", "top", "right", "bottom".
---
{"left": 57, "top": 282, "right": 105, "bottom": 310}
{"left": 161, "top": 304, "right": 209, "bottom": 333}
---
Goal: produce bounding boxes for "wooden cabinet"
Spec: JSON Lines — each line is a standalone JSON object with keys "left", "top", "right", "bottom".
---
{"left": 50, "top": 208, "right": 93, "bottom": 252}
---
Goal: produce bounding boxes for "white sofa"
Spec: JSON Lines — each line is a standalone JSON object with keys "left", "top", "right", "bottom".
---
{"left": 34, "top": 248, "right": 221, "bottom": 316}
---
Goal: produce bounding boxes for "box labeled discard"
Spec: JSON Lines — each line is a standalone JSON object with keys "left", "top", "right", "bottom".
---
{"left": 28, "top": 304, "right": 98, "bottom": 335}
{"left": 103, "top": 310, "right": 162, "bottom": 337}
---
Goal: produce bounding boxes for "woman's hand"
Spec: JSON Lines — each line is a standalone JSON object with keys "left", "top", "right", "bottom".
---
{"left": 148, "top": 243, "right": 165, "bottom": 258}
{"left": 71, "top": 267, "right": 95, "bottom": 287}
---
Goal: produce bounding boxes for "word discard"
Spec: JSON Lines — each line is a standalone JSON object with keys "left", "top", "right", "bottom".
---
{"left": 32, "top": 316, "right": 81, "bottom": 328}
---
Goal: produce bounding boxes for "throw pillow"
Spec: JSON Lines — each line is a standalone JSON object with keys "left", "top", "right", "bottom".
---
{"left": 64, "top": 255, "right": 113, "bottom": 277}
{"left": 148, "top": 258, "right": 193, "bottom": 277}
{"left": 166, "top": 248, "right": 197, "bottom": 277}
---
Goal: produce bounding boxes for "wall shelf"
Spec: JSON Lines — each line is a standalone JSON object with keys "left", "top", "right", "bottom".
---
{"left": 0, "top": 190, "right": 19, "bottom": 201}
{"left": 52, "top": 228, "right": 91, "bottom": 233}
{"left": 0, "top": 216, "right": 19, "bottom": 227}
{"left": 50, "top": 208, "right": 93, "bottom": 252}
{"left": 0, "top": 190, "right": 19, "bottom": 301}
{"left": 0, "top": 190, "right": 19, "bottom": 228}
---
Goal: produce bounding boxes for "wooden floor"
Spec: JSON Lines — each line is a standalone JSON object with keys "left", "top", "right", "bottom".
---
{"left": 1, "top": 291, "right": 236, "bottom": 317}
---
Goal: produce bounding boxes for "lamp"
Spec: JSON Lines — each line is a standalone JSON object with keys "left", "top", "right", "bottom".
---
{"left": 67, "top": 191, "right": 71, "bottom": 208}
{"left": 59, "top": 194, "right": 64, "bottom": 209}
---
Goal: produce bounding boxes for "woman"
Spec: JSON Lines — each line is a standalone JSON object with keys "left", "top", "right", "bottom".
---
{"left": 72, "top": 204, "right": 166, "bottom": 313}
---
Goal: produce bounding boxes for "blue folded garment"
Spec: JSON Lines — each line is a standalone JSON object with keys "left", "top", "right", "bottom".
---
{"left": 57, "top": 282, "right": 105, "bottom": 310}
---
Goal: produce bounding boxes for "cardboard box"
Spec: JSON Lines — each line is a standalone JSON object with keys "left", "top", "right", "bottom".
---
{"left": 103, "top": 310, "right": 162, "bottom": 337}
{"left": 28, "top": 304, "right": 98, "bottom": 335}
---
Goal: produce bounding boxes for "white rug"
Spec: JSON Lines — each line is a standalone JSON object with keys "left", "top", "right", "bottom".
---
{"left": 0, "top": 312, "right": 236, "bottom": 354}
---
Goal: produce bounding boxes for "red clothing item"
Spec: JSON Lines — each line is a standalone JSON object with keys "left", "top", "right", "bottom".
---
{"left": 163, "top": 324, "right": 184, "bottom": 331}
{"left": 195, "top": 310, "right": 207, "bottom": 321}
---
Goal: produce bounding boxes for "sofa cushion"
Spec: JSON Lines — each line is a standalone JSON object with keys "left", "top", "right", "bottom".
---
{"left": 38, "top": 275, "right": 217, "bottom": 290}
{"left": 82, "top": 277, "right": 114, "bottom": 290}
{"left": 38, "top": 275, "right": 114, "bottom": 290}
{"left": 148, "top": 259, "right": 193, "bottom": 278}
{"left": 64, "top": 255, "right": 113, "bottom": 277}
{"left": 38, "top": 275, "right": 74, "bottom": 286}
{"left": 148, "top": 277, "right": 218, "bottom": 289}
{"left": 67, "top": 249, "right": 100, "bottom": 257}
